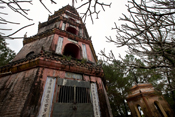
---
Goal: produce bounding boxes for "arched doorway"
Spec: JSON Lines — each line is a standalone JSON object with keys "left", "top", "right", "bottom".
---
{"left": 154, "top": 101, "right": 167, "bottom": 117}
{"left": 63, "top": 43, "right": 80, "bottom": 59}
{"left": 135, "top": 105, "right": 144, "bottom": 117}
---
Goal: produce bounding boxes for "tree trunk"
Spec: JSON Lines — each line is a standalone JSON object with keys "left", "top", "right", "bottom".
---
{"left": 123, "top": 100, "right": 128, "bottom": 117}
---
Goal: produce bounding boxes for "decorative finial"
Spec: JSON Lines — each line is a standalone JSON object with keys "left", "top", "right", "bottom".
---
{"left": 72, "top": 0, "right": 74, "bottom": 7}
{"left": 24, "top": 32, "right": 27, "bottom": 38}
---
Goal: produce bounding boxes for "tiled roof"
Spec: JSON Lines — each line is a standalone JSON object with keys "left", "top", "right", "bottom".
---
{"left": 0, "top": 50, "right": 103, "bottom": 76}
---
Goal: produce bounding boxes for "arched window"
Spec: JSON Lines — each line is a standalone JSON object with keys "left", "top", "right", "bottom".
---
{"left": 69, "top": 18, "right": 75, "bottom": 22}
{"left": 26, "top": 51, "right": 34, "bottom": 58}
{"left": 63, "top": 43, "right": 80, "bottom": 59}
{"left": 135, "top": 105, "right": 144, "bottom": 117}
{"left": 66, "top": 26, "right": 77, "bottom": 35}
{"left": 154, "top": 101, "right": 166, "bottom": 117}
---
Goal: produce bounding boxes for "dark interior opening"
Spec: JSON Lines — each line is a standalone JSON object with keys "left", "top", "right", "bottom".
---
{"left": 58, "top": 86, "right": 90, "bottom": 103}
{"left": 69, "top": 18, "right": 75, "bottom": 22}
{"left": 63, "top": 43, "right": 80, "bottom": 59}
{"left": 66, "top": 26, "right": 77, "bottom": 35}
{"left": 137, "top": 105, "right": 144, "bottom": 116}
{"left": 26, "top": 51, "right": 34, "bottom": 58}
{"left": 154, "top": 101, "right": 164, "bottom": 117}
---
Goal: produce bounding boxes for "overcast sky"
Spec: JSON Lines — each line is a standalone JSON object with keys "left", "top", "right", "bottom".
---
{"left": 3, "top": 0, "right": 128, "bottom": 60}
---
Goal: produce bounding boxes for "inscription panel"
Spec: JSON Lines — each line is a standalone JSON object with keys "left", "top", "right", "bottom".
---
{"left": 91, "top": 83, "right": 101, "bottom": 117}
{"left": 38, "top": 77, "right": 56, "bottom": 117}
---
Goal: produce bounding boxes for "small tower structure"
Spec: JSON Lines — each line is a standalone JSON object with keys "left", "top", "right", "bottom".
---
{"left": 0, "top": 5, "right": 112, "bottom": 117}
{"left": 126, "top": 83, "right": 174, "bottom": 117}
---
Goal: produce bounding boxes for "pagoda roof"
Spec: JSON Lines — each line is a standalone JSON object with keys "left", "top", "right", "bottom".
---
{"left": 126, "top": 83, "right": 156, "bottom": 101}
{"left": 48, "top": 4, "right": 80, "bottom": 21}
{"left": 0, "top": 50, "right": 103, "bottom": 77}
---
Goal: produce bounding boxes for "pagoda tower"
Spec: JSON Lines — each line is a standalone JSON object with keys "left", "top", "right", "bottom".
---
{"left": 126, "top": 83, "right": 174, "bottom": 117}
{"left": 0, "top": 5, "right": 112, "bottom": 117}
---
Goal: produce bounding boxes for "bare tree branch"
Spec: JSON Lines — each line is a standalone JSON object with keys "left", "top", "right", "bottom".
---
{"left": 100, "top": 0, "right": 175, "bottom": 89}
{"left": 77, "top": 0, "right": 111, "bottom": 23}
{"left": 2, "top": 23, "right": 34, "bottom": 39}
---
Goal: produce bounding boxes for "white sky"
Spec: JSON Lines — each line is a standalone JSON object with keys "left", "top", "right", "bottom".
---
{"left": 2, "top": 0, "right": 128, "bottom": 60}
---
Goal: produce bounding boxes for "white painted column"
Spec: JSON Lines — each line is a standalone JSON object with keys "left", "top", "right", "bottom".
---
{"left": 55, "top": 37, "right": 63, "bottom": 54}
{"left": 82, "top": 44, "right": 87, "bottom": 59}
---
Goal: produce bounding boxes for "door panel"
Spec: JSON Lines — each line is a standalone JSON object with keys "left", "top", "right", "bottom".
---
{"left": 52, "top": 78, "right": 94, "bottom": 117}
{"left": 52, "top": 103, "right": 93, "bottom": 117}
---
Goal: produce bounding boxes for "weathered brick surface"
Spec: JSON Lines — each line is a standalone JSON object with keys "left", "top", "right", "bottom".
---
{"left": 21, "top": 68, "right": 44, "bottom": 117}
{"left": 0, "top": 75, "right": 10, "bottom": 90}
{"left": 0, "top": 68, "right": 39, "bottom": 117}
{"left": 13, "top": 35, "right": 53, "bottom": 61}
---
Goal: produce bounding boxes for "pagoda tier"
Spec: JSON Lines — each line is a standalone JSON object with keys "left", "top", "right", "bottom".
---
{"left": 126, "top": 84, "right": 174, "bottom": 117}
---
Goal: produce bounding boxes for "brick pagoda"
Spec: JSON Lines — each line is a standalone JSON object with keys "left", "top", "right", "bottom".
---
{"left": 0, "top": 5, "right": 112, "bottom": 117}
